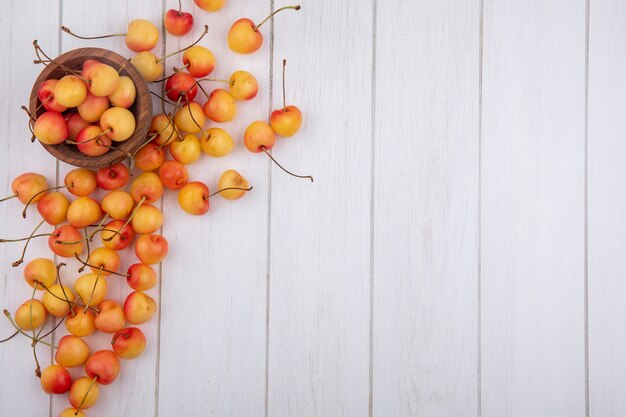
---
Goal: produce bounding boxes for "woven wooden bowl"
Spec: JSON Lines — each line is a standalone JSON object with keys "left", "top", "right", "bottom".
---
{"left": 29, "top": 47, "right": 152, "bottom": 168}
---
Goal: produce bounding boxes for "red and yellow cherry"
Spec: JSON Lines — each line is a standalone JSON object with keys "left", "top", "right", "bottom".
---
{"left": 65, "top": 168, "right": 97, "bottom": 197}
{"left": 65, "top": 308, "right": 97, "bottom": 337}
{"left": 69, "top": 376, "right": 100, "bottom": 410}
{"left": 40, "top": 365, "right": 72, "bottom": 394}
{"left": 150, "top": 113, "right": 178, "bottom": 146}
{"left": 112, "top": 327, "right": 146, "bottom": 359}
{"left": 49, "top": 225, "right": 84, "bottom": 258}
{"left": 200, "top": 127, "right": 234, "bottom": 157}
{"left": 85, "top": 350, "right": 120, "bottom": 385}
{"left": 54, "top": 75, "right": 87, "bottom": 107}
{"left": 124, "top": 291, "right": 157, "bottom": 324}
{"left": 67, "top": 196, "right": 102, "bottom": 229}
{"left": 82, "top": 62, "right": 120, "bottom": 97}
{"left": 74, "top": 273, "right": 108, "bottom": 307}
{"left": 131, "top": 51, "right": 165, "bottom": 82}
{"left": 165, "top": 1, "right": 194, "bottom": 36}
{"left": 62, "top": 19, "right": 159, "bottom": 52}
{"left": 158, "top": 160, "right": 189, "bottom": 190}
{"left": 33, "top": 111, "right": 68, "bottom": 145}
{"left": 3, "top": 173, "right": 48, "bottom": 204}
{"left": 101, "top": 190, "right": 134, "bottom": 220}
{"left": 37, "top": 79, "right": 67, "bottom": 112}
{"left": 77, "top": 92, "right": 109, "bottom": 122}
{"left": 42, "top": 284, "right": 76, "bottom": 317}
{"left": 165, "top": 71, "right": 197, "bottom": 101}
{"left": 127, "top": 263, "right": 157, "bottom": 291}
{"left": 170, "top": 134, "right": 202, "bottom": 165}
{"left": 217, "top": 169, "right": 251, "bottom": 200}
{"left": 193, "top": 0, "right": 225, "bottom": 12}
{"left": 88, "top": 247, "right": 120, "bottom": 276}
{"left": 174, "top": 101, "right": 205, "bottom": 133}
{"left": 130, "top": 172, "right": 164, "bottom": 204}
{"left": 55, "top": 335, "right": 91, "bottom": 368}
{"left": 65, "top": 112, "right": 91, "bottom": 141}
{"left": 108, "top": 75, "right": 136, "bottom": 108}
{"left": 94, "top": 300, "right": 126, "bottom": 333}
{"left": 14, "top": 299, "right": 47, "bottom": 330}
{"left": 182, "top": 45, "right": 215, "bottom": 78}
{"left": 96, "top": 162, "right": 129, "bottom": 190}
{"left": 135, "top": 234, "right": 168, "bottom": 264}
{"left": 229, "top": 70, "right": 258, "bottom": 100}
{"left": 75, "top": 125, "right": 112, "bottom": 157}
{"left": 131, "top": 204, "right": 163, "bottom": 234}
{"left": 228, "top": 5, "right": 301, "bottom": 54}
{"left": 244, "top": 120, "right": 275, "bottom": 152}
{"left": 23, "top": 258, "right": 56, "bottom": 290}
{"left": 37, "top": 192, "right": 69, "bottom": 225}
{"left": 100, "top": 107, "right": 136, "bottom": 141}
{"left": 270, "top": 59, "right": 302, "bottom": 137}
{"left": 134, "top": 141, "right": 165, "bottom": 171}
{"left": 203, "top": 89, "right": 237, "bottom": 123}
{"left": 178, "top": 181, "right": 209, "bottom": 215}
{"left": 101, "top": 220, "right": 135, "bottom": 251}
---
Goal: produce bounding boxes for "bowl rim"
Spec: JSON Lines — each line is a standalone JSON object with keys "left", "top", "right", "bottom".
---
{"left": 29, "top": 47, "right": 152, "bottom": 168}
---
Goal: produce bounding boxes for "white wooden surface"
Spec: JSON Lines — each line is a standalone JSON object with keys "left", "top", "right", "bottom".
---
{"left": 0, "top": 1, "right": 624, "bottom": 416}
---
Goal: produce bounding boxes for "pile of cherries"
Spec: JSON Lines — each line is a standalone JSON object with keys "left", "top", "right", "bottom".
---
{"left": 1, "top": 1, "right": 309, "bottom": 416}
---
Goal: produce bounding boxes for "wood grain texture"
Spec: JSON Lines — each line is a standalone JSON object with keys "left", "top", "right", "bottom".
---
{"left": 52, "top": 1, "right": 164, "bottom": 416}
{"left": 481, "top": 1, "right": 586, "bottom": 416}
{"left": 588, "top": 1, "right": 626, "bottom": 415}
{"left": 0, "top": 1, "right": 60, "bottom": 416}
{"left": 157, "top": 1, "right": 269, "bottom": 416}
{"left": 372, "top": 1, "right": 480, "bottom": 416}
{"left": 267, "top": 1, "right": 371, "bottom": 416}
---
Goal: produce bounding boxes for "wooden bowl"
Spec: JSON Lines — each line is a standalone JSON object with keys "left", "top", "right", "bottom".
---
{"left": 29, "top": 47, "right": 152, "bottom": 168}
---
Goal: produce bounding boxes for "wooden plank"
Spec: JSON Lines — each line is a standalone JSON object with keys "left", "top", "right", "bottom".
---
{"left": 0, "top": 1, "right": 60, "bottom": 416}
{"left": 52, "top": 1, "right": 164, "bottom": 416}
{"left": 372, "top": 1, "right": 480, "bottom": 416}
{"left": 157, "top": 1, "right": 269, "bottom": 416}
{"left": 266, "top": 1, "right": 372, "bottom": 416}
{"left": 588, "top": 1, "right": 626, "bottom": 415}
{"left": 481, "top": 1, "right": 586, "bottom": 416}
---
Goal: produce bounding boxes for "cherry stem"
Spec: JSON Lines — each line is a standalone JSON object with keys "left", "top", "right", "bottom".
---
{"left": 0, "top": 331, "right": 18, "bottom": 343}
{"left": 65, "top": 128, "right": 112, "bottom": 145}
{"left": 37, "top": 281, "right": 100, "bottom": 314}
{"left": 150, "top": 91, "right": 177, "bottom": 107}
{"left": 12, "top": 218, "right": 46, "bottom": 267}
{"left": 255, "top": 5, "right": 301, "bottom": 31}
{"left": 0, "top": 194, "right": 18, "bottom": 203}
{"left": 208, "top": 186, "right": 253, "bottom": 198}
{"left": 84, "top": 227, "right": 91, "bottom": 261}
{"left": 33, "top": 41, "right": 87, "bottom": 81}
{"left": 185, "top": 99, "right": 207, "bottom": 137}
{"left": 21, "top": 106, "right": 36, "bottom": 139}
{"left": 103, "top": 196, "right": 145, "bottom": 242}
{"left": 261, "top": 147, "right": 314, "bottom": 182}
{"left": 83, "top": 267, "right": 103, "bottom": 313}
{"left": 0, "top": 233, "right": 53, "bottom": 243}
{"left": 74, "top": 253, "right": 129, "bottom": 278}
{"left": 22, "top": 184, "right": 68, "bottom": 218}
{"left": 158, "top": 25, "right": 209, "bottom": 62}
{"left": 117, "top": 58, "right": 131, "bottom": 74}
{"left": 75, "top": 376, "right": 98, "bottom": 415}
{"left": 94, "top": 139, "right": 134, "bottom": 160}
{"left": 178, "top": 0, "right": 183, "bottom": 14}
{"left": 36, "top": 312, "right": 67, "bottom": 340}
{"left": 61, "top": 25, "right": 126, "bottom": 40}
{"left": 2, "top": 310, "right": 56, "bottom": 349}
{"left": 28, "top": 285, "right": 41, "bottom": 377}
{"left": 282, "top": 59, "right": 287, "bottom": 111}
{"left": 55, "top": 263, "right": 78, "bottom": 317}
